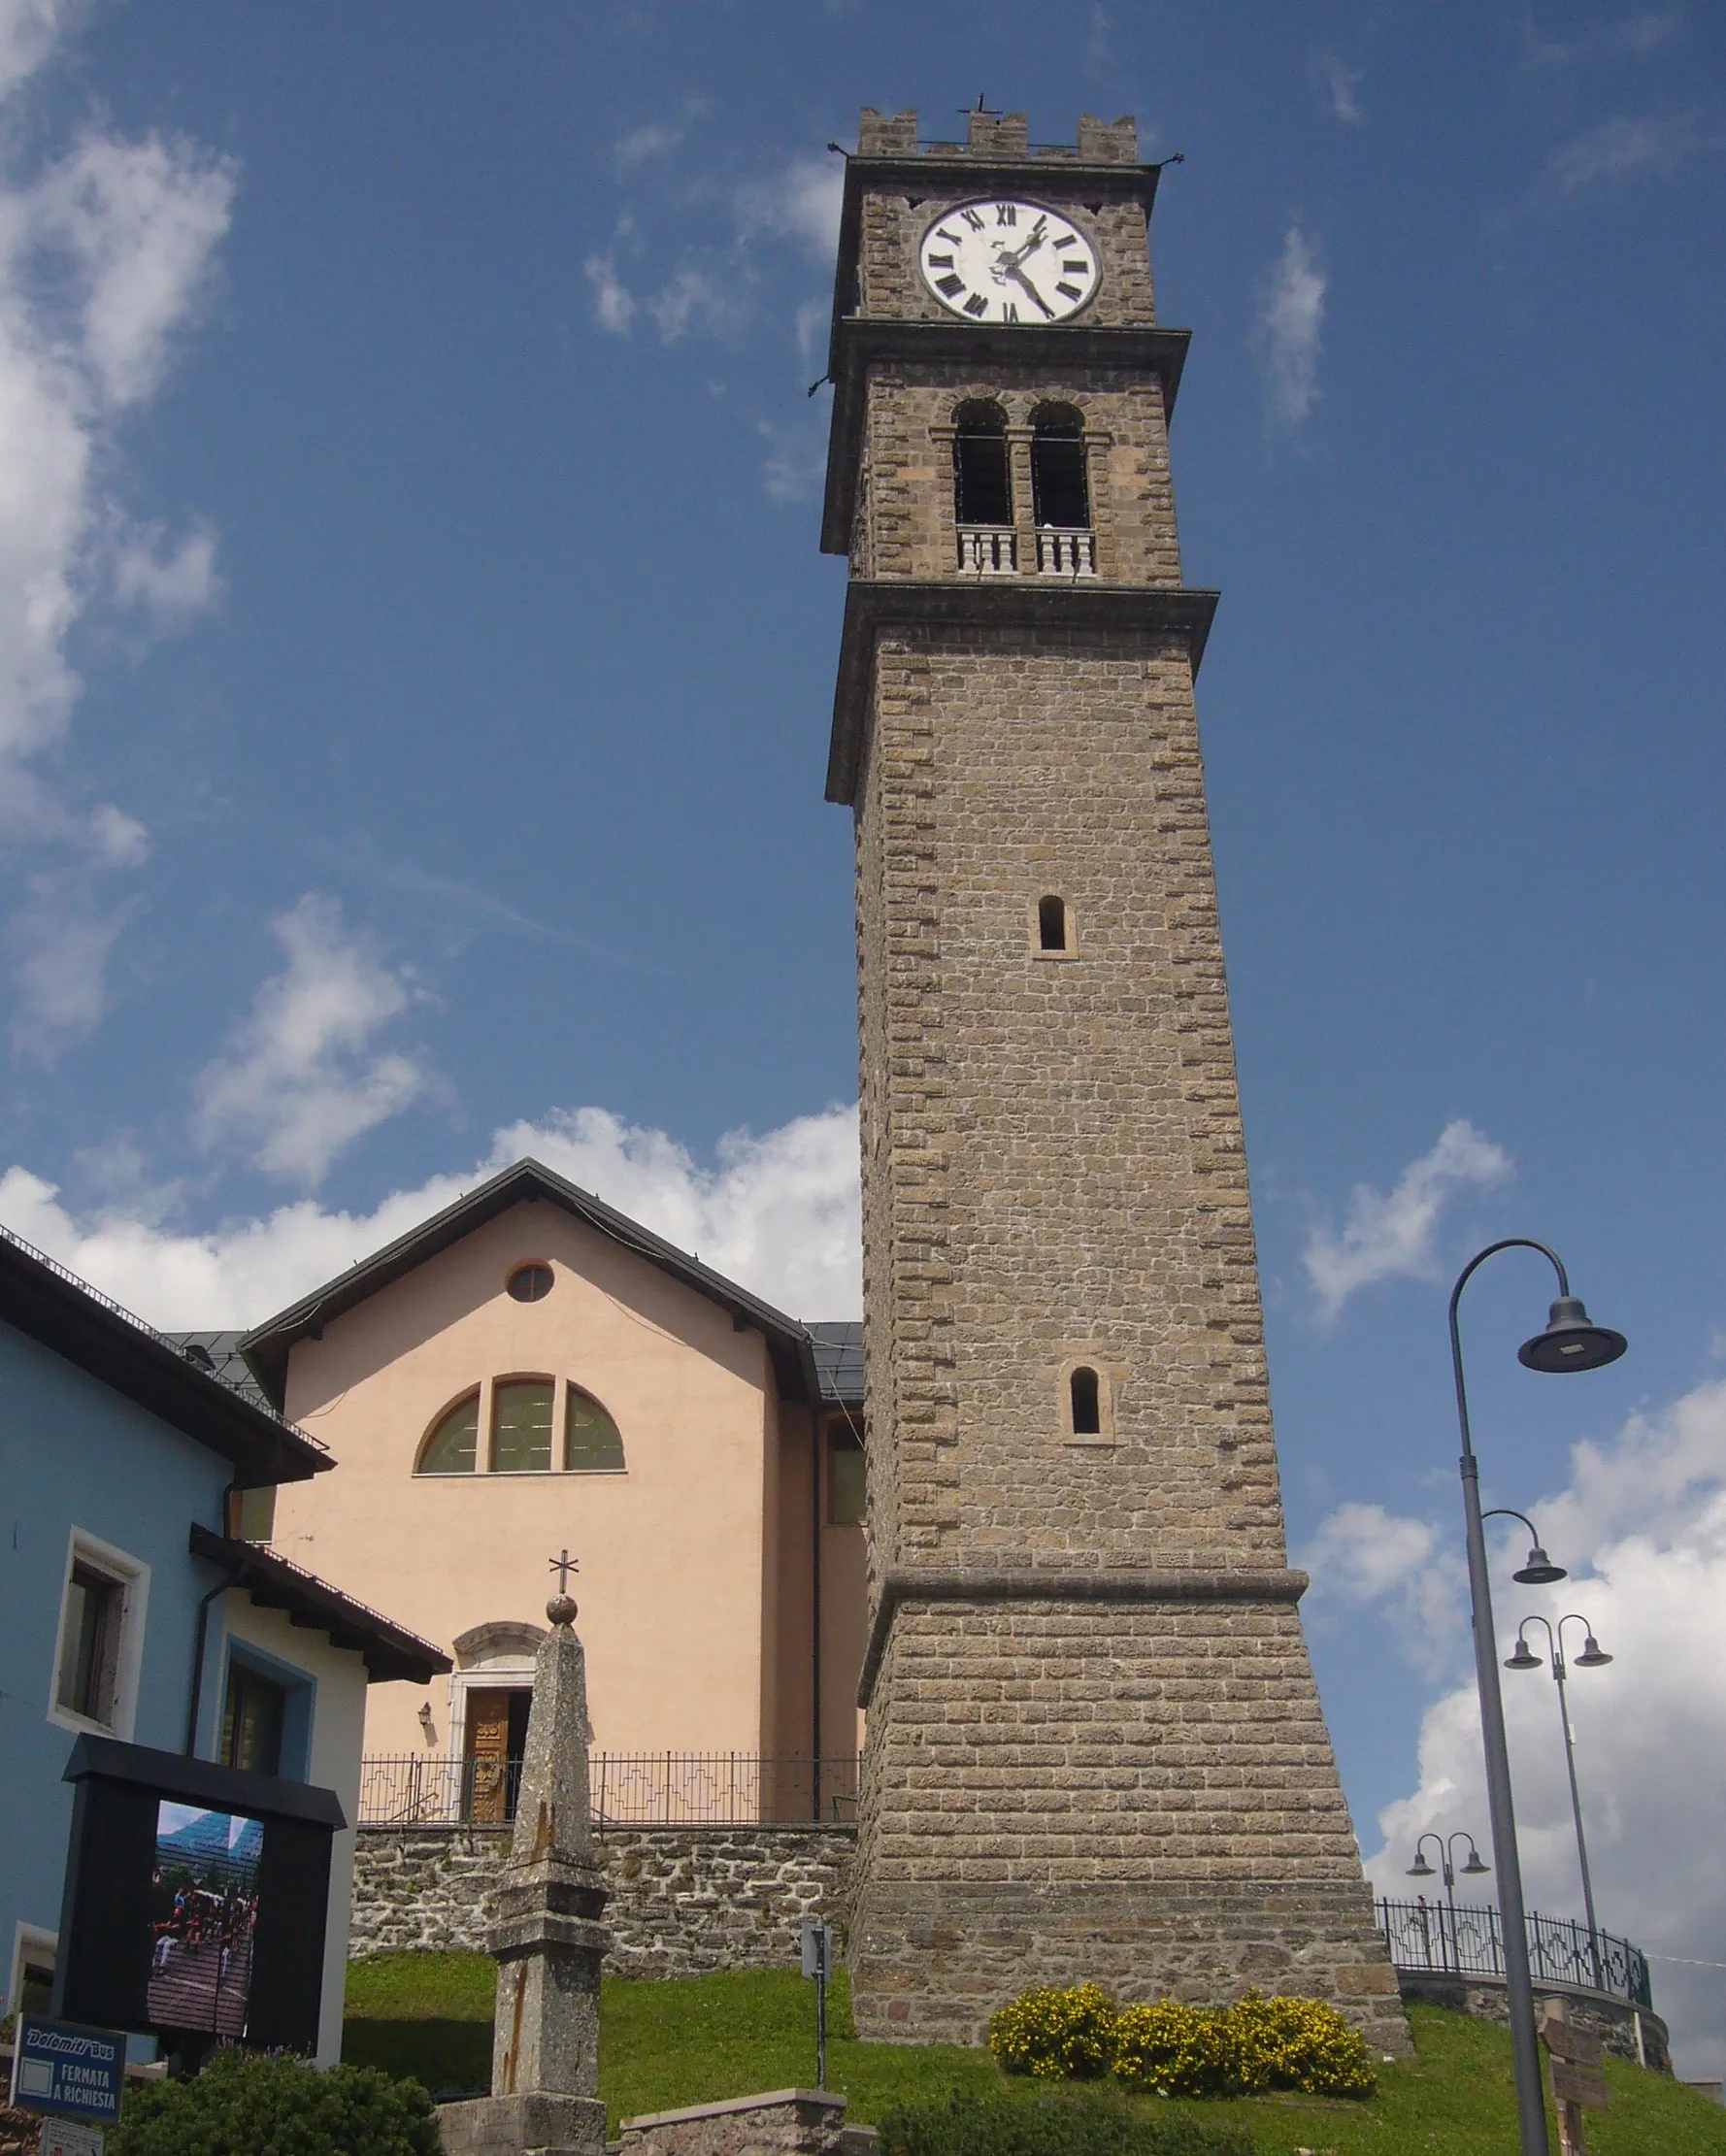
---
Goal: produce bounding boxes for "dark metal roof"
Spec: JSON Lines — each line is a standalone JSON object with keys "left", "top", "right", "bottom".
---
{"left": 808, "top": 1321, "right": 864, "bottom": 1410}
{"left": 239, "top": 1156, "right": 825, "bottom": 1413}
{"left": 0, "top": 1223, "right": 331, "bottom": 1488}
{"left": 188, "top": 1524, "right": 451, "bottom": 1685}
{"left": 166, "top": 1330, "right": 276, "bottom": 1411}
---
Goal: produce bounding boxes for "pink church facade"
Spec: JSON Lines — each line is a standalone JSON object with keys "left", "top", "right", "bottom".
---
{"left": 212, "top": 1160, "right": 866, "bottom": 1822}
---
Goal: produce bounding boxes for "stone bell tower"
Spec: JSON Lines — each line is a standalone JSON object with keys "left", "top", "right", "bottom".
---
{"left": 820, "top": 107, "right": 1407, "bottom": 2051}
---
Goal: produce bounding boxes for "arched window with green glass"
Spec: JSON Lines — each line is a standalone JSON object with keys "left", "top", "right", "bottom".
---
{"left": 492, "top": 1377, "right": 555, "bottom": 1473}
{"left": 417, "top": 1390, "right": 480, "bottom": 1475}
{"left": 565, "top": 1386, "right": 625, "bottom": 1473}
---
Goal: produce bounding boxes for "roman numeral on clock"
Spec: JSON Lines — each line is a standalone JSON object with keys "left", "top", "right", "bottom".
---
{"left": 964, "top": 293, "right": 988, "bottom": 316}
{"left": 936, "top": 227, "right": 962, "bottom": 246}
{"left": 1055, "top": 282, "right": 1083, "bottom": 301}
{"left": 1062, "top": 259, "right": 1088, "bottom": 275}
{"left": 995, "top": 203, "right": 1016, "bottom": 225}
{"left": 960, "top": 207, "right": 985, "bottom": 230}
{"left": 936, "top": 273, "right": 966, "bottom": 298}
{"left": 926, "top": 252, "right": 954, "bottom": 270}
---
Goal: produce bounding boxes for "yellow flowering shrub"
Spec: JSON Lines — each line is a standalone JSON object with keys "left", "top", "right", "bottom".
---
{"left": 988, "top": 1983, "right": 1377, "bottom": 2103}
{"left": 988, "top": 1983, "right": 1119, "bottom": 2079}
{"left": 1227, "top": 1990, "right": 1377, "bottom": 2100}
{"left": 1111, "top": 2002, "right": 1243, "bottom": 2099}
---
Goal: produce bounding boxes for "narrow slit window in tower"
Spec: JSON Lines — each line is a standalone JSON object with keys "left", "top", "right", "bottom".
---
{"left": 1069, "top": 1366, "right": 1102, "bottom": 1436}
{"left": 1038, "top": 895, "right": 1069, "bottom": 952}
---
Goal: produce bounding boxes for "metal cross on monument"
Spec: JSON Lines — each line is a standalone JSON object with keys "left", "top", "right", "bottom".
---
{"left": 549, "top": 1549, "right": 579, "bottom": 1596}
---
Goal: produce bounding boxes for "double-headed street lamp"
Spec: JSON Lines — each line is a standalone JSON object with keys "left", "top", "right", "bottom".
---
{"left": 1447, "top": 1240, "right": 1626, "bottom": 2156}
{"left": 1506, "top": 1613, "right": 1613, "bottom": 1987}
{"left": 1409, "top": 1829, "right": 1490, "bottom": 1923}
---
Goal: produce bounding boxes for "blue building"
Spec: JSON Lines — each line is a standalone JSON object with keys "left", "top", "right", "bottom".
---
{"left": 0, "top": 1224, "right": 448, "bottom": 2065}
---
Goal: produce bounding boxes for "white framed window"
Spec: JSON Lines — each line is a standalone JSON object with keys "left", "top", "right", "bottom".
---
{"left": 47, "top": 1528, "right": 149, "bottom": 1741}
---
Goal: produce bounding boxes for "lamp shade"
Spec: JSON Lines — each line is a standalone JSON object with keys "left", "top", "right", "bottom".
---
{"left": 1576, "top": 1636, "right": 1613, "bottom": 1668}
{"left": 1512, "top": 1545, "right": 1568, "bottom": 1586}
{"left": 1407, "top": 1854, "right": 1436, "bottom": 1877}
{"left": 1505, "top": 1639, "right": 1543, "bottom": 1670}
{"left": 1518, "top": 1297, "right": 1628, "bottom": 1375}
{"left": 1462, "top": 1850, "right": 1491, "bottom": 1875}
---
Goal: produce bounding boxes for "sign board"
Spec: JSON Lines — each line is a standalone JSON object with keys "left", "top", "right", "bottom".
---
{"left": 1543, "top": 2018, "right": 1605, "bottom": 2069}
{"left": 801, "top": 1921, "right": 834, "bottom": 1978}
{"left": 1549, "top": 2057, "right": 1610, "bottom": 2111}
{"left": 41, "top": 2121, "right": 107, "bottom": 2156}
{"left": 8, "top": 2016, "right": 125, "bottom": 2124}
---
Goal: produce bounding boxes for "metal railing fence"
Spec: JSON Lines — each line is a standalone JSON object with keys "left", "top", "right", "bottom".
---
{"left": 1377, "top": 1896, "right": 1651, "bottom": 2008}
{"left": 357, "top": 1751, "right": 862, "bottom": 1829}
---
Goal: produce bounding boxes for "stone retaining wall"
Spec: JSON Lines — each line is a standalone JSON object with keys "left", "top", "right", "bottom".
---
{"left": 1396, "top": 1970, "right": 1671, "bottom": 2073}
{"left": 350, "top": 1826, "right": 856, "bottom": 1977}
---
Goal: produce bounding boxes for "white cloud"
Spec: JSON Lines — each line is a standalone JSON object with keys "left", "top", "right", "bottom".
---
{"left": 1304, "top": 1119, "right": 1513, "bottom": 1319}
{"left": 0, "top": 1100, "right": 863, "bottom": 1330}
{"left": 1539, "top": 113, "right": 1710, "bottom": 200}
{"left": 646, "top": 264, "right": 741, "bottom": 344}
{"left": 8, "top": 878, "right": 137, "bottom": 1058}
{"left": 758, "top": 415, "right": 826, "bottom": 506}
{"left": 1525, "top": 11, "right": 1682, "bottom": 68}
{"left": 1254, "top": 219, "right": 1327, "bottom": 430}
{"left": 1299, "top": 1501, "right": 1467, "bottom": 1679}
{"left": 1359, "top": 1377, "right": 1726, "bottom": 2077}
{"left": 584, "top": 252, "right": 637, "bottom": 336}
{"left": 0, "top": 18, "right": 235, "bottom": 1043}
{"left": 192, "top": 894, "right": 436, "bottom": 1185}
{"left": 111, "top": 518, "right": 220, "bottom": 632}
{"left": 1316, "top": 52, "right": 1364, "bottom": 125}
{"left": 615, "top": 119, "right": 683, "bottom": 171}
{"left": 734, "top": 155, "right": 844, "bottom": 265}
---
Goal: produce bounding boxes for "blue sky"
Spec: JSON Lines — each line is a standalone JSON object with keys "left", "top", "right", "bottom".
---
{"left": 3, "top": 0, "right": 1724, "bottom": 2071}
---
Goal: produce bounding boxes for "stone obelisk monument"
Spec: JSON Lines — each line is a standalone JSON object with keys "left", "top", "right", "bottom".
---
{"left": 439, "top": 1562, "right": 610, "bottom": 2156}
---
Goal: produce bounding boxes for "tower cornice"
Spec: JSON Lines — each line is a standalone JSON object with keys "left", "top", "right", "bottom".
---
{"left": 819, "top": 320, "right": 1192, "bottom": 555}
{"left": 826, "top": 578, "right": 1220, "bottom": 806}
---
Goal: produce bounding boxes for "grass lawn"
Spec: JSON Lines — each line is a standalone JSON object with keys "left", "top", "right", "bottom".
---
{"left": 343, "top": 1954, "right": 1726, "bottom": 2154}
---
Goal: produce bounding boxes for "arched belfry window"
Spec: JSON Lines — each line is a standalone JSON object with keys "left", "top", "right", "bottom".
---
{"left": 952, "top": 398, "right": 1012, "bottom": 560}
{"left": 1038, "top": 895, "right": 1070, "bottom": 953}
{"left": 1031, "top": 404, "right": 1088, "bottom": 527}
{"left": 1031, "top": 404, "right": 1095, "bottom": 577}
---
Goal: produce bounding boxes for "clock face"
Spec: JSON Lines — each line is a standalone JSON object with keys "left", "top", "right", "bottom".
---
{"left": 918, "top": 199, "right": 1101, "bottom": 325}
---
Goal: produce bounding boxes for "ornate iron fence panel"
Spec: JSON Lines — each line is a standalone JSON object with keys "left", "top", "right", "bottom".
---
{"left": 357, "top": 1752, "right": 861, "bottom": 1828}
{"left": 1376, "top": 1897, "right": 1651, "bottom": 2009}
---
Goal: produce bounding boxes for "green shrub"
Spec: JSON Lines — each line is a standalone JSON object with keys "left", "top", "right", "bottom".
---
{"left": 879, "top": 2088, "right": 1255, "bottom": 2156}
{"left": 1227, "top": 1990, "right": 1376, "bottom": 2100}
{"left": 988, "top": 1983, "right": 1119, "bottom": 2080}
{"left": 1111, "top": 2001, "right": 1243, "bottom": 2100}
{"left": 110, "top": 2048, "right": 441, "bottom": 2156}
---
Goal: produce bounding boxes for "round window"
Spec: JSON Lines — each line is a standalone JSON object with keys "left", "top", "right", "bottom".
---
{"left": 507, "top": 1263, "right": 554, "bottom": 1303}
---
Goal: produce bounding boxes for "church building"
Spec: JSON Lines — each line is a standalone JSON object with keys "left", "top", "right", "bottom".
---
{"left": 199, "top": 1159, "right": 867, "bottom": 1825}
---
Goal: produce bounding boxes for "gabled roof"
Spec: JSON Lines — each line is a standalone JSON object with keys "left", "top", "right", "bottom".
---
{"left": 239, "top": 1156, "right": 825, "bottom": 1412}
{"left": 0, "top": 1223, "right": 331, "bottom": 1489}
{"left": 189, "top": 1524, "right": 451, "bottom": 1685}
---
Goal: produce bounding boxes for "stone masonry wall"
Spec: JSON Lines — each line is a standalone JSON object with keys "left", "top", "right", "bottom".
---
{"left": 349, "top": 1826, "right": 854, "bottom": 1979}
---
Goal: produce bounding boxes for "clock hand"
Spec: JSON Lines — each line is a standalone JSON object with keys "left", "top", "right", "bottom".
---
{"left": 993, "top": 220, "right": 1048, "bottom": 277}
{"left": 1006, "top": 260, "right": 1055, "bottom": 318}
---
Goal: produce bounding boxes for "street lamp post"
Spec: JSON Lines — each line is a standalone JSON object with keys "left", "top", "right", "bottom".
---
{"left": 1447, "top": 1240, "right": 1626, "bottom": 2156}
{"left": 1408, "top": 1831, "right": 1490, "bottom": 1967}
{"left": 1506, "top": 1614, "right": 1613, "bottom": 1988}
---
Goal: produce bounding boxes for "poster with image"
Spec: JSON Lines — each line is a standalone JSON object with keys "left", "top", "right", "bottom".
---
{"left": 145, "top": 1803, "right": 264, "bottom": 2038}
